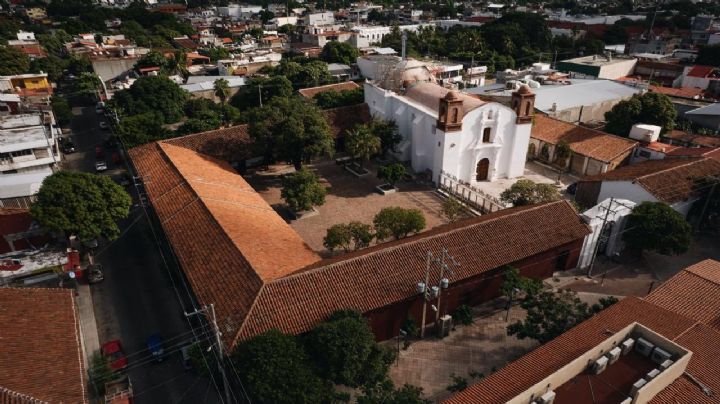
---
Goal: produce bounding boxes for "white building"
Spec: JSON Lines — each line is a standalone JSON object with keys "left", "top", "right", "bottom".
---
{"left": 217, "top": 4, "right": 262, "bottom": 19}
{"left": 303, "top": 11, "right": 334, "bottom": 26}
{"left": 350, "top": 25, "right": 391, "bottom": 48}
{"left": 578, "top": 198, "right": 636, "bottom": 270}
{"left": 0, "top": 113, "right": 60, "bottom": 208}
{"left": 364, "top": 60, "right": 534, "bottom": 184}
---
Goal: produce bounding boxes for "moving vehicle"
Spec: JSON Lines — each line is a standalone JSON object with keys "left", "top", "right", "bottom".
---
{"left": 87, "top": 264, "right": 104, "bottom": 284}
{"left": 99, "top": 121, "right": 109, "bottom": 130}
{"left": 146, "top": 333, "right": 164, "bottom": 362}
{"left": 62, "top": 141, "right": 76, "bottom": 154}
{"left": 102, "top": 340, "right": 128, "bottom": 371}
{"left": 95, "top": 160, "right": 108, "bottom": 172}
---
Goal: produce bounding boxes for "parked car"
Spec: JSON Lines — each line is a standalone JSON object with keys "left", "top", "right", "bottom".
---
{"left": 102, "top": 340, "right": 128, "bottom": 371}
{"left": 95, "top": 160, "right": 108, "bottom": 172}
{"left": 87, "top": 264, "right": 104, "bottom": 284}
{"left": 99, "top": 121, "right": 109, "bottom": 130}
{"left": 62, "top": 141, "right": 76, "bottom": 154}
{"left": 146, "top": 334, "right": 164, "bottom": 362}
{"left": 95, "top": 146, "right": 104, "bottom": 158}
{"left": 95, "top": 102, "right": 105, "bottom": 114}
{"left": 566, "top": 182, "right": 578, "bottom": 195}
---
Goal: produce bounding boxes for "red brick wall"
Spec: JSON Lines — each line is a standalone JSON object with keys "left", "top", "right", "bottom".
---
{"left": 364, "top": 238, "right": 585, "bottom": 341}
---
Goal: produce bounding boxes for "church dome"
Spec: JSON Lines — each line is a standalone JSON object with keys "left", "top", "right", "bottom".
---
{"left": 517, "top": 84, "right": 533, "bottom": 95}
{"left": 444, "top": 90, "right": 461, "bottom": 101}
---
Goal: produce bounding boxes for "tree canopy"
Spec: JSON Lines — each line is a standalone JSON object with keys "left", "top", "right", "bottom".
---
{"left": 604, "top": 93, "right": 676, "bottom": 136}
{"left": 115, "top": 112, "right": 173, "bottom": 148}
{"left": 30, "top": 172, "right": 132, "bottom": 241}
{"left": 346, "top": 125, "right": 381, "bottom": 168}
{"left": 323, "top": 222, "right": 374, "bottom": 252}
{"left": 0, "top": 46, "right": 30, "bottom": 75}
{"left": 321, "top": 41, "right": 360, "bottom": 65}
{"left": 231, "top": 329, "right": 333, "bottom": 404}
{"left": 313, "top": 88, "right": 364, "bottom": 109}
{"left": 281, "top": 169, "right": 327, "bottom": 212}
{"left": 230, "top": 75, "right": 293, "bottom": 110}
{"left": 110, "top": 76, "right": 189, "bottom": 124}
{"left": 377, "top": 163, "right": 406, "bottom": 187}
{"left": 373, "top": 207, "right": 426, "bottom": 240}
{"left": 622, "top": 202, "right": 692, "bottom": 255}
{"left": 247, "top": 97, "right": 333, "bottom": 169}
{"left": 500, "top": 179, "right": 561, "bottom": 207}
{"left": 304, "top": 310, "right": 395, "bottom": 387}
{"left": 697, "top": 44, "right": 720, "bottom": 67}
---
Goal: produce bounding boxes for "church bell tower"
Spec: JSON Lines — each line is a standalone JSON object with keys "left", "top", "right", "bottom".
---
{"left": 437, "top": 91, "right": 464, "bottom": 132}
{"left": 511, "top": 84, "right": 535, "bottom": 124}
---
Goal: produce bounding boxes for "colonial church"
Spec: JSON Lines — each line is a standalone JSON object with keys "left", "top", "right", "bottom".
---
{"left": 364, "top": 60, "right": 535, "bottom": 185}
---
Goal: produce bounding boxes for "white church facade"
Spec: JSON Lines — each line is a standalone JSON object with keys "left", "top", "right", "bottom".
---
{"left": 364, "top": 69, "right": 535, "bottom": 185}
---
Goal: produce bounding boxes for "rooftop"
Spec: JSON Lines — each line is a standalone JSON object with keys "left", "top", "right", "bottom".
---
{"left": 298, "top": 81, "right": 360, "bottom": 99}
{"left": 403, "top": 82, "right": 485, "bottom": 117}
{"left": 580, "top": 157, "right": 720, "bottom": 204}
{"left": 532, "top": 115, "right": 638, "bottom": 162}
{"left": 0, "top": 126, "right": 48, "bottom": 151}
{"left": 663, "top": 130, "right": 720, "bottom": 148}
{"left": 560, "top": 55, "right": 637, "bottom": 67}
{"left": 0, "top": 288, "right": 87, "bottom": 403}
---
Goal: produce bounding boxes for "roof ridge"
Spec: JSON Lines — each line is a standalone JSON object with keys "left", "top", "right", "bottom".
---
{"left": 70, "top": 287, "right": 88, "bottom": 404}
{"left": 637, "top": 157, "right": 709, "bottom": 181}
{"left": 232, "top": 283, "right": 266, "bottom": 348}
{"left": 536, "top": 113, "right": 636, "bottom": 142}
{"left": 271, "top": 201, "right": 571, "bottom": 284}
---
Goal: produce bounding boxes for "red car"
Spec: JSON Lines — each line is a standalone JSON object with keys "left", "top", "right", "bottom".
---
{"left": 95, "top": 146, "right": 104, "bottom": 159}
{"left": 102, "top": 340, "right": 128, "bottom": 371}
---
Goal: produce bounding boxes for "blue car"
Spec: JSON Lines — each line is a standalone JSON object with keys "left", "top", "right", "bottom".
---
{"left": 146, "top": 334, "right": 164, "bottom": 362}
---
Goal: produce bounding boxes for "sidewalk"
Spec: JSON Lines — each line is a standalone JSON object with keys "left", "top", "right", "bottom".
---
{"left": 76, "top": 282, "right": 100, "bottom": 368}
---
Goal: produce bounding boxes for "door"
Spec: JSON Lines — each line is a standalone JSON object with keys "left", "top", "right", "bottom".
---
{"left": 476, "top": 158, "right": 489, "bottom": 181}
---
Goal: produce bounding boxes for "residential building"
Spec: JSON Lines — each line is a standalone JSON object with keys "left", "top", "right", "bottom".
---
{"left": 556, "top": 55, "right": 637, "bottom": 80}
{"left": 447, "top": 259, "right": 720, "bottom": 404}
{"left": 679, "top": 65, "right": 720, "bottom": 98}
{"left": 0, "top": 73, "right": 53, "bottom": 105}
{"left": 0, "top": 208, "right": 49, "bottom": 254}
{"left": 302, "top": 11, "right": 335, "bottom": 26}
{"left": 217, "top": 4, "right": 262, "bottom": 19}
{"left": 662, "top": 130, "right": 720, "bottom": 148}
{"left": 529, "top": 114, "right": 637, "bottom": 176}
{"left": 7, "top": 31, "right": 46, "bottom": 59}
{"left": 180, "top": 76, "right": 246, "bottom": 101}
{"left": 327, "top": 63, "right": 357, "bottom": 81}
{"left": 298, "top": 81, "right": 360, "bottom": 99}
{"left": 627, "top": 37, "right": 681, "bottom": 56}
{"left": 129, "top": 123, "right": 589, "bottom": 347}
{"left": 216, "top": 50, "right": 282, "bottom": 76}
{"left": 574, "top": 157, "right": 720, "bottom": 216}
{"left": 0, "top": 287, "right": 88, "bottom": 403}
{"left": 684, "top": 103, "right": 720, "bottom": 132}
{"left": 350, "top": 25, "right": 391, "bottom": 48}
{"left": 0, "top": 112, "right": 60, "bottom": 208}
{"left": 301, "top": 25, "right": 353, "bottom": 48}
{"left": 22, "top": 7, "right": 47, "bottom": 21}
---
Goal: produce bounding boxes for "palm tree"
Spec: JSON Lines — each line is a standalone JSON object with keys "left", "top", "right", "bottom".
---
{"left": 345, "top": 125, "right": 381, "bottom": 169}
{"left": 213, "top": 78, "right": 230, "bottom": 126}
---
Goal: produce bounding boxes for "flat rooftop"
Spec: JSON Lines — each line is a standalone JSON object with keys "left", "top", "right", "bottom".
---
{"left": 0, "top": 113, "right": 43, "bottom": 129}
{"left": 0, "top": 126, "right": 47, "bottom": 149}
{"left": 554, "top": 351, "right": 657, "bottom": 404}
{"left": 562, "top": 55, "right": 636, "bottom": 66}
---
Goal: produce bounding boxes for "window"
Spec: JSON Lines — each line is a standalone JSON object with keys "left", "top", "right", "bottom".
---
{"left": 525, "top": 102, "right": 531, "bottom": 116}
{"left": 487, "top": 110, "right": 493, "bottom": 119}
{"left": 431, "top": 124, "right": 436, "bottom": 134}
{"left": 482, "top": 127, "right": 491, "bottom": 143}
{"left": 452, "top": 108, "right": 459, "bottom": 123}
{"left": 638, "top": 150, "right": 651, "bottom": 158}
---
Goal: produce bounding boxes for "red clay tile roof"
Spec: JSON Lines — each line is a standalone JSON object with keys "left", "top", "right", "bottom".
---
{"left": 650, "top": 85, "right": 705, "bottom": 99}
{"left": 645, "top": 259, "right": 720, "bottom": 331}
{"left": 404, "top": 83, "right": 485, "bottom": 117}
{"left": 164, "top": 125, "right": 253, "bottom": 161}
{"left": 580, "top": 157, "right": 720, "bottom": 203}
{"left": 298, "top": 81, "right": 360, "bottom": 99}
{"left": 0, "top": 288, "right": 87, "bottom": 403}
{"left": 687, "top": 65, "right": 717, "bottom": 78}
{"left": 663, "top": 130, "right": 720, "bottom": 148}
{"left": 445, "top": 297, "right": 697, "bottom": 404}
{"left": 532, "top": 115, "right": 638, "bottom": 163}
{"left": 236, "top": 201, "right": 590, "bottom": 343}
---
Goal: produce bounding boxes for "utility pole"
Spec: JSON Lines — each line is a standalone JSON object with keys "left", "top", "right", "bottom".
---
{"left": 697, "top": 179, "right": 718, "bottom": 232}
{"left": 419, "top": 252, "right": 432, "bottom": 338}
{"left": 185, "top": 305, "right": 233, "bottom": 404}
{"left": 587, "top": 197, "right": 614, "bottom": 278}
{"left": 258, "top": 84, "right": 263, "bottom": 107}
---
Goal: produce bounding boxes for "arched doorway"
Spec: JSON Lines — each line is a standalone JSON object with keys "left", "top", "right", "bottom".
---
{"left": 476, "top": 158, "right": 489, "bottom": 181}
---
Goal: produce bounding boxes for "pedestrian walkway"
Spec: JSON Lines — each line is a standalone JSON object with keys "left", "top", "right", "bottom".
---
{"left": 76, "top": 282, "right": 100, "bottom": 368}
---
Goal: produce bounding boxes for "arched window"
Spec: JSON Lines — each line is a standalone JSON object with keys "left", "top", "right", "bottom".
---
{"left": 482, "top": 127, "right": 491, "bottom": 143}
{"left": 476, "top": 158, "right": 490, "bottom": 181}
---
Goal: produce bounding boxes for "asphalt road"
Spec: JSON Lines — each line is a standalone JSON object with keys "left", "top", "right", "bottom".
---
{"left": 63, "top": 94, "right": 224, "bottom": 404}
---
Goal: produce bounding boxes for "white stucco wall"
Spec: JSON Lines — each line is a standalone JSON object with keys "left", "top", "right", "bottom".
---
{"left": 364, "top": 82, "right": 530, "bottom": 184}
{"left": 597, "top": 181, "right": 659, "bottom": 206}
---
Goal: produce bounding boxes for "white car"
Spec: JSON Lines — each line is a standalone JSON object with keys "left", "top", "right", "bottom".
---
{"left": 99, "top": 121, "right": 109, "bottom": 130}
{"left": 95, "top": 160, "right": 108, "bottom": 172}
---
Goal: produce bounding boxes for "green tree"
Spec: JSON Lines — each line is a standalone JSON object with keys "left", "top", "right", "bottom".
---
{"left": 370, "top": 120, "right": 402, "bottom": 158}
{"left": 313, "top": 88, "right": 365, "bottom": 109}
{"left": 51, "top": 95, "right": 72, "bottom": 127}
{"left": 213, "top": 78, "right": 230, "bottom": 124}
{"left": 321, "top": 41, "right": 360, "bottom": 65}
{"left": 30, "top": 172, "right": 132, "bottom": 241}
{"left": 507, "top": 289, "right": 618, "bottom": 344}
{"left": 373, "top": 207, "right": 426, "bottom": 240}
{"left": 231, "top": 329, "right": 333, "bottom": 404}
{"left": 281, "top": 169, "right": 327, "bottom": 212}
{"left": 358, "top": 379, "right": 431, "bottom": 404}
{"left": 604, "top": 93, "right": 676, "bottom": 136}
{"left": 89, "top": 353, "right": 115, "bottom": 396}
{"left": 111, "top": 76, "right": 189, "bottom": 124}
{"left": 500, "top": 179, "right": 561, "bottom": 207}
{"left": 305, "top": 310, "right": 395, "bottom": 387}
{"left": 441, "top": 196, "right": 465, "bottom": 223}
{"left": 30, "top": 55, "right": 66, "bottom": 82}
{"left": 697, "top": 44, "right": 720, "bottom": 67}
{"left": 248, "top": 97, "right": 334, "bottom": 169}
{"left": 231, "top": 76, "right": 293, "bottom": 110}
{"left": 622, "top": 202, "right": 692, "bottom": 255}
{"left": 346, "top": 125, "right": 381, "bottom": 169}
{"left": 554, "top": 140, "right": 571, "bottom": 165}
{"left": 75, "top": 72, "right": 102, "bottom": 99}
{"left": 0, "top": 46, "right": 30, "bottom": 75}
{"left": 116, "top": 112, "right": 173, "bottom": 147}
{"left": 377, "top": 163, "right": 406, "bottom": 187}
{"left": 134, "top": 51, "right": 168, "bottom": 71}
{"left": 500, "top": 266, "right": 542, "bottom": 318}
{"left": 324, "top": 221, "right": 374, "bottom": 252}
{"left": 205, "top": 47, "right": 230, "bottom": 62}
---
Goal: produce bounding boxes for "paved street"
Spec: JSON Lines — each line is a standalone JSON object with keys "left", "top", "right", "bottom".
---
{"left": 63, "top": 93, "right": 224, "bottom": 404}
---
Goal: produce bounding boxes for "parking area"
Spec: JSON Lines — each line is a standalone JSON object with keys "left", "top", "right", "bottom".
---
{"left": 246, "top": 159, "right": 465, "bottom": 256}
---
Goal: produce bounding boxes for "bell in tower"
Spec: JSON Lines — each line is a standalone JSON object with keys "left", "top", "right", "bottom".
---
{"left": 437, "top": 90, "right": 463, "bottom": 132}
{"left": 511, "top": 84, "right": 535, "bottom": 124}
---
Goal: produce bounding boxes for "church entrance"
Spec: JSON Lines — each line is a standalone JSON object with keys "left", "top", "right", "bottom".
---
{"left": 476, "top": 158, "right": 489, "bottom": 181}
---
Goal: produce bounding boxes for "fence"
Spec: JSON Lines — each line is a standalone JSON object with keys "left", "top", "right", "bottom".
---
{"left": 438, "top": 171, "right": 506, "bottom": 214}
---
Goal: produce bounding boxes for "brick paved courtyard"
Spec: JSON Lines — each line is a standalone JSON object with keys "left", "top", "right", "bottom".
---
{"left": 245, "top": 160, "right": 462, "bottom": 256}
{"left": 386, "top": 301, "right": 539, "bottom": 402}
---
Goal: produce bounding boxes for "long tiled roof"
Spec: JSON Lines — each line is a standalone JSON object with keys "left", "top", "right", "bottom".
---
{"left": 663, "top": 130, "right": 720, "bottom": 148}
{"left": 447, "top": 259, "right": 720, "bottom": 404}
{"left": 236, "top": 201, "right": 591, "bottom": 343}
{"left": 531, "top": 115, "right": 638, "bottom": 163}
{"left": 130, "top": 129, "right": 591, "bottom": 346}
{"left": 298, "top": 81, "right": 360, "bottom": 99}
{"left": 0, "top": 288, "right": 87, "bottom": 404}
{"left": 404, "top": 82, "right": 485, "bottom": 117}
{"left": 645, "top": 259, "right": 720, "bottom": 331}
{"left": 580, "top": 157, "right": 720, "bottom": 203}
